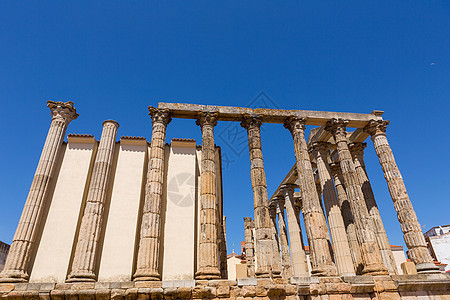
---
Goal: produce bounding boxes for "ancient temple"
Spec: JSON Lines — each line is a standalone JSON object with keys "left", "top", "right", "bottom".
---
{"left": 0, "top": 101, "right": 449, "bottom": 299}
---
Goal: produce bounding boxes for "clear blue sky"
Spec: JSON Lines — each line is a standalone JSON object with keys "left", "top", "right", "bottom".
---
{"left": 0, "top": 2, "right": 449, "bottom": 256}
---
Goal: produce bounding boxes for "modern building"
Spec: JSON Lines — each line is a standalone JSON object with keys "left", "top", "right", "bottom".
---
{"left": 425, "top": 225, "right": 450, "bottom": 272}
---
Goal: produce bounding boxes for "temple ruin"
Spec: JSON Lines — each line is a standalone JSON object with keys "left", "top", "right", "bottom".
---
{"left": 0, "top": 101, "right": 449, "bottom": 299}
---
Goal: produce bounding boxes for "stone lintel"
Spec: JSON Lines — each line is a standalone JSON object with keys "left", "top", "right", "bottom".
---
{"left": 158, "top": 102, "right": 384, "bottom": 128}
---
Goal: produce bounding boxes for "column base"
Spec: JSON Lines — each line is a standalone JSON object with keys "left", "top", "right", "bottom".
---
{"left": 0, "top": 270, "right": 29, "bottom": 282}
{"left": 195, "top": 267, "right": 221, "bottom": 280}
{"left": 133, "top": 269, "right": 161, "bottom": 281}
{"left": 66, "top": 271, "right": 96, "bottom": 282}
{"left": 416, "top": 262, "right": 441, "bottom": 273}
{"left": 362, "top": 263, "right": 389, "bottom": 276}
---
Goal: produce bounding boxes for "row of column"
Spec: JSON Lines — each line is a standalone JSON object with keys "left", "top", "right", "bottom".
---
{"left": 0, "top": 103, "right": 438, "bottom": 283}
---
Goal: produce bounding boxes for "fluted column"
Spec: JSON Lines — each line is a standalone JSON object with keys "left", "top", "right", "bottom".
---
{"left": 284, "top": 117, "right": 337, "bottom": 276}
{"left": 219, "top": 216, "right": 228, "bottom": 279}
{"left": 244, "top": 217, "right": 255, "bottom": 277}
{"left": 241, "top": 115, "right": 273, "bottom": 278}
{"left": 311, "top": 142, "right": 355, "bottom": 276}
{"left": 269, "top": 207, "right": 282, "bottom": 278}
{"left": 325, "top": 118, "right": 388, "bottom": 275}
{"left": 349, "top": 142, "right": 398, "bottom": 275}
{"left": 134, "top": 107, "right": 171, "bottom": 281}
{"left": 195, "top": 112, "right": 221, "bottom": 279}
{"left": 67, "top": 120, "right": 119, "bottom": 282}
{"left": 330, "top": 163, "right": 364, "bottom": 274}
{"left": 364, "top": 120, "right": 439, "bottom": 273}
{"left": 0, "top": 101, "right": 78, "bottom": 282}
{"left": 281, "top": 184, "right": 309, "bottom": 277}
{"left": 274, "top": 197, "right": 292, "bottom": 279}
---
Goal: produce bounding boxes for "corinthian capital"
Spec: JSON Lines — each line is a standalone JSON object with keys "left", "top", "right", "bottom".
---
{"left": 47, "top": 101, "right": 79, "bottom": 123}
{"left": 309, "top": 142, "right": 331, "bottom": 156}
{"left": 363, "top": 120, "right": 389, "bottom": 136}
{"left": 148, "top": 107, "right": 172, "bottom": 126}
{"left": 283, "top": 116, "right": 307, "bottom": 134}
{"left": 324, "top": 118, "right": 349, "bottom": 138}
{"left": 240, "top": 114, "right": 262, "bottom": 130}
{"left": 196, "top": 111, "right": 218, "bottom": 128}
{"left": 348, "top": 142, "right": 367, "bottom": 158}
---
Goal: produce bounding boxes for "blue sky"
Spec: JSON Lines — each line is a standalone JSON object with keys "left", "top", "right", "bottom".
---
{"left": 0, "top": 1, "right": 449, "bottom": 256}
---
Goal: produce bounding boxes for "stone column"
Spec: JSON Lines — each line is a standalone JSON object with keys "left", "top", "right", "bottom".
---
{"left": 241, "top": 115, "right": 273, "bottom": 278}
{"left": 269, "top": 207, "right": 282, "bottom": 278}
{"left": 195, "top": 112, "right": 221, "bottom": 279}
{"left": 330, "top": 163, "right": 364, "bottom": 274}
{"left": 0, "top": 101, "right": 78, "bottom": 282}
{"left": 273, "top": 196, "right": 292, "bottom": 279}
{"left": 134, "top": 107, "right": 171, "bottom": 281}
{"left": 325, "top": 118, "right": 388, "bottom": 275}
{"left": 364, "top": 120, "right": 439, "bottom": 273}
{"left": 219, "top": 216, "right": 228, "bottom": 279}
{"left": 349, "top": 142, "right": 398, "bottom": 275}
{"left": 67, "top": 120, "right": 119, "bottom": 282}
{"left": 284, "top": 117, "right": 337, "bottom": 276}
{"left": 281, "top": 184, "right": 309, "bottom": 277}
{"left": 311, "top": 142, "right": 355, "bottom": 276}
{"left": 244, "top": 217, "right": 255, "bottom": 277}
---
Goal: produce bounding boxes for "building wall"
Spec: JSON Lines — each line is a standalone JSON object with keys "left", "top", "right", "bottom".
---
{"left": 16, "top": 134, "right": 224, "bottom": 283}
{"left": 428, "top": 233, "right": 450, "bottom": 271}
{"left": 0, "top": 241, "right": 10, "bottom": 272}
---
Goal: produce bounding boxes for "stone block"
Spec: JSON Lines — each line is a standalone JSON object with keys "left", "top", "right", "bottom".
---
{"left": 78, "top": 289, "right": 96, "bottom": 300}
{"left": 6, "top": 291, "right": 24, "bottom": 300}
{"left": 267, "top": 284, "right": 285, "bottom": 296}
{"left": 401, "top": 262, "right": 417, "bottom": 275}
{"left": 237, "top": 278, "right": 257, "bottom": 286}
{"left": 55, "top": 283, "right": 72, "bottom": 290}
{"left": 39, "top": 283, "right": 55, "bottom": 291}
{"left": 14, "top": 283, "right": 28, "bottom": 291}
{"left": 255, "top": 285, "right": 267, "bottom": 297}
{"left": 39, "top": 291, "right": 51, "bottom": 300}
{"left": 134, "top": 281, "right": 162, "bottom": 288}
{"left": 240, "top": 285, "right": 256, "bottom": 297}
{"left": 111, "top": 288, "right": 126, "bottom": 300}
{"left": 72, "top": 282, "right": 95, "bottom": 290}
{"left": 124, "top": 287, "right": 138, "bottom": 299}
{"left": 26, "top": 283, "right": 41, "bottom": 291}
{"left": 120, "top": 281, "right": 134, "bottom": 289}
{"left": 177, "top": 287, "right": 193, "bottom": 298}
{"left": 216, "top": 286, "right": 230, "bottom": 298}
{"left": 0, "top": 283, "right": 15, "bottom": 292}
{"left": 285, "top": 284, "right": 296, "bottom": 295}
{"left": 95, "top": 289, "right": 111, "bottom": 300}
{"left": 208, "top": 280, "right": 235, "bottom": 287}
{"left": 291, "top": 276, "right": 320, "bottom": 285}
{"left": 342, "top": 276, "right": 374, "bottom": 293}
{"left": 50, "top": 289, "right": 65, "bottom": 300}
{"left": 162, "top": 280, "right": 195, "bottom": 288}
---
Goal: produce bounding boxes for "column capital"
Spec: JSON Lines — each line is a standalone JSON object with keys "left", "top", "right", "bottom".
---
{"left": 329, "top": 162, "right": 342, "bottom": 177}
{"left": 283, "top": 116, "right": 307, "bottom": 134}
{"left": 324, "top": 118, "right": 349, "bottom": 137}
{"left": 280, "top": 183, "right": 297, "bottom": 194}
{"left": 273, "top": 196, "right": 285, "bottom": 212}
{"left": 348, "top": 142, "right": 367, "bottom": 158}
{"left": 363, "top": 120, "right": 390, "bottom": 136}
{"left": 309, "top": 141, "right": 331, "bottom": 156}
{"left": 244, "top": 217, "right": 254, "bottom": 228}
{"left": 148, "top": 106, "right": 172, "bottom": 126}
{"left": 268, "top": 205, "right": 277, "bottom": 218}
{"left": 196, "top": 111, "right": 218, "bottom": 127}
{"left": 240, "top": 114, "right": 262, "bottom": 130}
{"left": 47, "top": 101, "right": 79, "bottom": 123}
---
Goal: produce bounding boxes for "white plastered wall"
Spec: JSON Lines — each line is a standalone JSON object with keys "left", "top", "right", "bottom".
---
{"left": 98, "top": 138, "right": 147, "bottom": 282}
{"left": 30, "top": 136, "right": 97, "bottom": 283}
{"left": 162, "top": 140, "right": 197, "bottom": 280}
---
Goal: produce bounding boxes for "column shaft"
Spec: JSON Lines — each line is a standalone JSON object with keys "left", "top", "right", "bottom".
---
{"left": 0, "top": 101, "right": 78, "bottom": 282}
{"left": 67, "top": 120, "right": 119, "bottom": 282}
{"left": 241, "top": 115, "right": 275, "bottom": 278}
{"left": 312, "top": 143, "right": 355, "bottom": 276}
{"left": 274, "top": 198, "right": 292, "bottom": 279}
{"left": 282, "top": 185, "right": 309, "bottom": 277}
{"left": 284, "top": 117, "right": 337, "bottom": 276}
{"left": 134, "top": 107, "right": 171, "bottom": 281}
{"left": 244, "top": 217, "right": 255, "bottom": 277}
{"left": 326, "top": 118, "right": 388, "bottom": 275}
{"left": 219, "top": 216, "right": 228, "bottom": 279}
{"left": 330, "top": 164, "right": 364, "bottom": 274}
{"left": 195, "top": 112, "right": 221, "bottom": 279}
{"left": 269, "top": 207, "right": 282, "bottom": 278}
{"left": 364, "top": 120, "right": 438, "bottom": 273}
{"left": 350, "top": 142, "right": 398, "bottom": 275}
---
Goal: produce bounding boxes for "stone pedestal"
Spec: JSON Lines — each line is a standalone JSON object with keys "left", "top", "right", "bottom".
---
{"left": 311, "top": 142, "right": 355, "bottom": 276}
{"left": 134, "top": 107, "right": 171, "bottom": 281}
{"left": 364, "top": 120, "right": 439, "bottom": 273}
{"left": 195, "top": 112, "right": 221, "bottom": 280}
{"left": 349, "top": 142, "right": 398, "bottom": 275}
{"left": 0, "top": 101, "right": 78, "bottom": 282}
{"left": 284, "top": 117, "right": 337, "bottom": 277}
{"left": 241, "top": 115, "right": 274, "bottom": 278}
{"left": 67, "top": 120, "right": 119, "bottom": 282}
{"left": 325, "top": 118, "right": 388, "bottom": 276}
